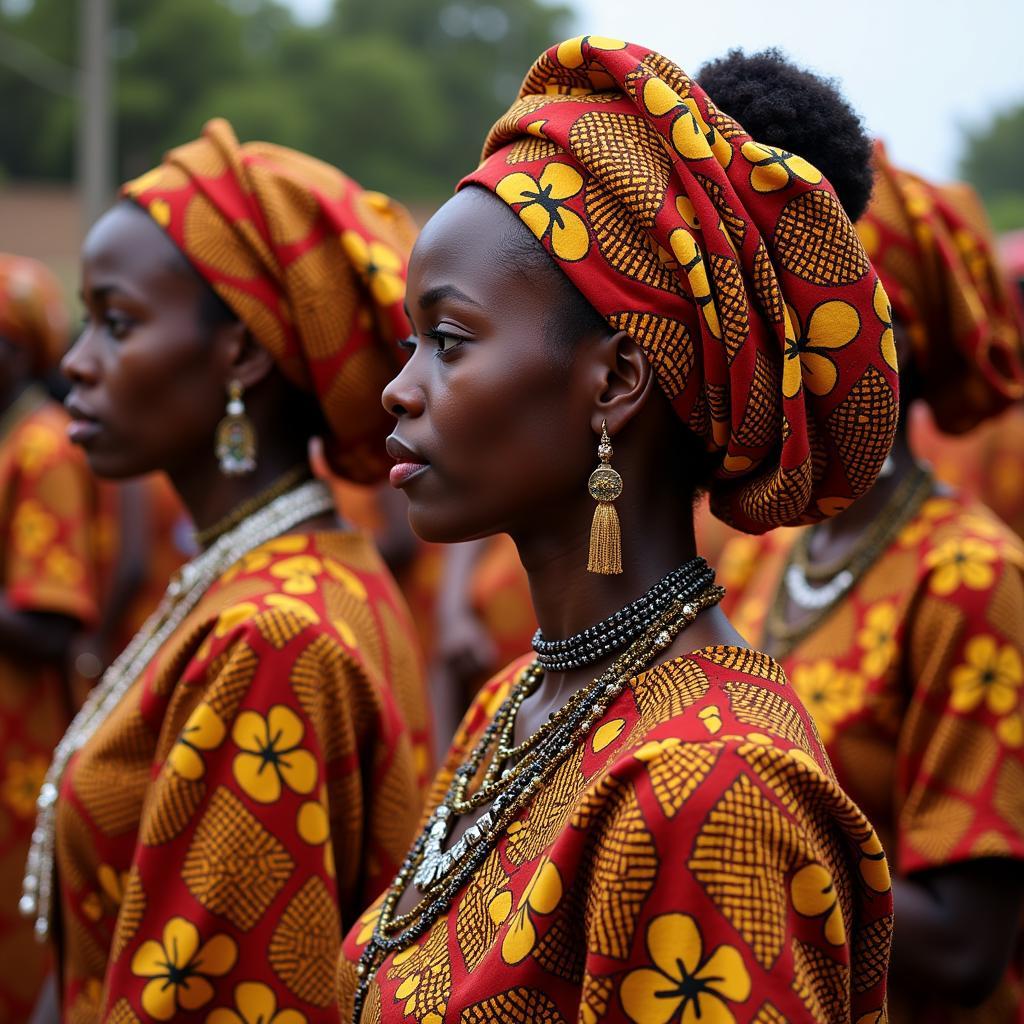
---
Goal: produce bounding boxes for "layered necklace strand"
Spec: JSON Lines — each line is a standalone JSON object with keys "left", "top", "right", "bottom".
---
{"left": 531, "top": 557, "right": 713, "bottom": 671}
{"left": 21, "top": 478, "right": 336, "bottom": 941}
{"left": 351, "top": 578, "right": 725, "bottom": 1022}
{"left": 766, "top": 462, "right": 935, "bottom": 656}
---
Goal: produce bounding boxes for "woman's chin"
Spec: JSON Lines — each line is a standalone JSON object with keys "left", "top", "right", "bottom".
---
{"left": 407, "top": 504, "right": 493, "bottom": 546}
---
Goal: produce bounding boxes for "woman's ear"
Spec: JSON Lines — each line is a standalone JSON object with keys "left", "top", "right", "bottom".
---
{"left": 216, "top": 321, "right": 276, "bottom": 391}
{"left": 581, "top": 329, "right": 655, "bottom": 436}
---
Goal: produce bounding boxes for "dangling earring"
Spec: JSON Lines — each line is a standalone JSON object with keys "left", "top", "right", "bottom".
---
{"left": 587, "top": 420, "right": 623, "bottom": 575}
{"left": 215, "top": 379, "right": 257, "bottom": 476}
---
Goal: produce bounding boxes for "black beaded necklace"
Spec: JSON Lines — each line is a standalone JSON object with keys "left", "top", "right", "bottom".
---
{"left": 531, "top": 557, "right": 713, "bottom": 671}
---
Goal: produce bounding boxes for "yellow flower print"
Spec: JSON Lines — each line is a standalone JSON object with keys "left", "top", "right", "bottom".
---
{"left": 2, "top": 755, "right": 47, "bottom": 818}
{"left": 297, "top": 784, "right": 335, "bottom": 877}
{"left": 264, "top": 593, "right": 321, "bottom": 623}
{"left": 698, "top": 705, "right": 723, "bottom": 734}
{"left": 214, "top": 602, "right": 260, "bottom": 639}
{"left": 782, "top": 300, "right": 861, "bottom": 398}
{"left": 997, "top": 712, "right": 1023, "bottom": 748}
{"left": 592, "top": 718, "right": 625, "bottom": 752}
{"left": 671, "top": 98, "right": 733, "bottom": 167}
{"left": 857, "top": 602, "right": 899, "bottom": 678}
{"left": 355, "top": 900, "right": 383, "bottom": 946}
{"left": 620, "top": 912, "right": 751, "bottom": 1024}
{"left": 500, "top": 856, "right": 563, "bottom": 964}
{"left": 222, "top": 535, "right": 309, "bottom": 581}
{"left": 97, "top": 863, "right": 127, "bottom": 906}
{"left": 555, "top": 34, "right": 626, "bottom": 69}
{"left": 495, "top": 164, "right": 590, "bottom": 262}
{"left": 668, "top": 229, "right": 721, "bottom": 338}
{"left": 16, "top": 423, "right": 58, "bottom": 474}
{"left": 232, "top": 705, "right": 318, "bottom": 803}
{"left": 789, "top": 660, "right": 865, "bottom": 744}
{"left": 857, "top": 829, "right": 891, "bottom": 893}
{"left": 13, "top": 499, "right": 57, "bottom": 558}
{"left": 924, "top": 537, "right": 998, "bottom": 595}
{"left": 950, "top": 635, "right": 1023, "bottom": 716}
{"left": 43, "top": 545, "right": 84, "bottom": 587}
{"left": 676, "top": 195, "right": 700, "bottom": 230}
{"left": 323, "top": 557, "right": 368, "bottom": 600}
{"left": 169, "top": 703, "right": 227, "bottom": 781}
{"left": 130, "top": 916, "right": 237, "bottom": 1020}
{"left": 873, "top": 280, "right": 898, "bottom": 371}
{"left": 341, "top": 230, "right": 405, "bottom": 307}
{"left": 269, "top": 554, "right": 323, "bottom": 595}
{"left": 791, "top": 863, "right": 846, "bottom": 945}
{"left": 207, "top": 981, "right": 307, "bottom": 1024}
{"left": 741, "top": 140, "right": 823, "bottom": 193}
{"left": 897, "top": 497, "right": 958, "bottom": 547}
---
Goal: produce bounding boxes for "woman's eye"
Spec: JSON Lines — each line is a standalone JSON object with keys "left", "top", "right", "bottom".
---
{"left": 427, "top": 329, "right": 463, "bottom": 355}
{"left": 104, "top": 313, "right": 133, "bottom": 339}
{"left": 397, "top": 336, "right": 416, "bottom": 353}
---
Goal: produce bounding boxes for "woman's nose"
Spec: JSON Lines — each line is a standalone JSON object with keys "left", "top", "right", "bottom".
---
{"left": 61, "top": 326, "right": 100, "bottom": 385}
{"left": 382, "top": 357, "right": 425, "bottom": 419}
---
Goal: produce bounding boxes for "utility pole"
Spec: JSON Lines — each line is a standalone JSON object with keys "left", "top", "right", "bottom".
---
{"left": 78, "top": 0, "right": 112, "bottom": 234}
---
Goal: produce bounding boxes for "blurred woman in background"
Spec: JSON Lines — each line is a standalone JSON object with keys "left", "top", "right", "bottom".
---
{"left": 0, "top": 254, "right": 101, "bottom": 1023}
{"left": 712, "top": 52, "right": 1024, "bottom": 1022}
{"left": 28, "top": 119, "right": 430, "bottom": 1024}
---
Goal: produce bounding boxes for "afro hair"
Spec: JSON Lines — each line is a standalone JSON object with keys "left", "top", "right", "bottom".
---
{"left": 698, "top": 48, "right": 874, "bottom": 221}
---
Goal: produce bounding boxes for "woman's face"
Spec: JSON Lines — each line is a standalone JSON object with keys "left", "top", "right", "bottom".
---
{"left": 64, "top": 203, "right": 230, "bottom": 479}
{"left": 382, "top": 187, "right": 599, "bottom": 544}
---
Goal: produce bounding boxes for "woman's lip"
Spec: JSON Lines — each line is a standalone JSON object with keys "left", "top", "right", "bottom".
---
{"left": 389, "top": 462, "right": 429, "bottom": 488}
{"left": 66, "top": 418, "right": 102, "bottom": 444}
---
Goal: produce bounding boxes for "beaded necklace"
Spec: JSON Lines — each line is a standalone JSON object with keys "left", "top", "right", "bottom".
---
{"left": 21, "top": 479, "right": 335, "bottom": 941}
{"left": 351, "top": 581, "right": 725, "bottom": 1021}
{"left": 531, "top": 558, "right": 713, "bottom": 670}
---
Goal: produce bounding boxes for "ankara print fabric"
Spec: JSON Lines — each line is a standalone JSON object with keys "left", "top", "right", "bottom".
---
{"left": 724, "top": 491, "right": 1024, "bottom": 1023}
{"left": 55, "top": 531, "right": 431, "bottom": 1024}
{"left": 0, "top": 398, "right": 100, "bottom": 1023}
{"left": 339, "top": 646, "right": 894, "bottom": 1024}
{"left": 123, "top": 118, "right": 417, "bottom": 484}
{"left": 461, "top": 37, "right": 899, "bottom": 533}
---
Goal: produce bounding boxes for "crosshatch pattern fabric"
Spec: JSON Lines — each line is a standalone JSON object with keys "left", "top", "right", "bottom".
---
{"left": 123, "top": 118, "right": 417, "bottom": 484}
{"left": 55, "top": 531, "right": 432, "bottom": 1024}
{"left": 460, "top": 36, "right": 899, "bottom": 533}
{"left": 0, "top": 398, "right": 100, "bottom": 1023}
{"left": 722, "top": 491, "right": 1024, "bottom": 1022}
{"left": 856, "top": 144, "right": 1024, "bottom": 435}
{"left": 339, "top": 646, "right": 894, "bottom": 1023}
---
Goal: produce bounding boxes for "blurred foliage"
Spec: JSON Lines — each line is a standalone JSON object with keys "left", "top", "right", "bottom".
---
{"left": 959, "top": 99, "right": 1024, "bottom": 232}
{"left": 0, "top": 0, "right": 573, "bottom": 203}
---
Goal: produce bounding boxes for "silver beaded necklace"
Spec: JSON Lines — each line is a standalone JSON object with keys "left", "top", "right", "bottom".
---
{"left": 20, "top": 479, "right": 335, "bottom": 941}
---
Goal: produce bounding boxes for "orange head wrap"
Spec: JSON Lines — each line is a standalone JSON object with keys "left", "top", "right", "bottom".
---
{"left": 460, "top": 37, "right": 899, "bottom": 533}
{"left": 856, "top": 141, "right": 1024, "bottom": 434}
{"left": 123, "top": 118, "right": 416, "bottom": 483}
{"left": 0, "top": 254, "right": 69, "bottom": 375}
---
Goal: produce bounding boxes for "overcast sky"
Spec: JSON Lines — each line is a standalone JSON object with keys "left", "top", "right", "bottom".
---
{"left": 286, "top": 0, "right": 1023, "bottom": 181}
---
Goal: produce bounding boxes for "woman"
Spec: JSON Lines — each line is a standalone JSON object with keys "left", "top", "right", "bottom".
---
{"left": 0, "top": 254, "right": 100, "bottom": 1023}
{"left": 30, "top": 120, "right": 431, "bottom": 1024}
{"left": 713, "top": 65, "right": 1024, "bottom": 1022}
{"left": 338, "top": 38, "right": 897, "bottom": 1023}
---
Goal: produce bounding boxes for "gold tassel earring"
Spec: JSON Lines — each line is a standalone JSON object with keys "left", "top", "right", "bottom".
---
{"left": 587, "top": 419, "right": 623, "bottom": 575}
{"left": 215, "top": 379, "right": 257, "bottom": 476}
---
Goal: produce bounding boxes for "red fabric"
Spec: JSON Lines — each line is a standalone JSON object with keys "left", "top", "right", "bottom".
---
{"left": 460, "top": 37, "right": 899, "bottom": 533}
{"left": 0, "top": 254, "right": 68, "bottom": 374}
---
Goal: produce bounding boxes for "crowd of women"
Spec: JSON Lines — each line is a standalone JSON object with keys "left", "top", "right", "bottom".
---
{"left": 0, "top": 31, "right": 1021, "bottom": 1024}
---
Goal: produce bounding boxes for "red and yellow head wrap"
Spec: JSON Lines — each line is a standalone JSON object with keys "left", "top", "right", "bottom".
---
{"left": 460, "top": 37, "right": 898, "bottom": 533}
{"left": 0, "top": 253, "right": 69, "bottom": 374}
{"left": 123, "top": 118, "right": 416, "bottom": 483}
{"left": 857, "top": 141, "right": 1024, "bottom": 434}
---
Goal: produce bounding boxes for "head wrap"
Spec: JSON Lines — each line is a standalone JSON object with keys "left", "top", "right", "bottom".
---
{"left": 856, "top": 142, "right": 1024, "bottom": 434}
{"left": 123, "top": 118, "right": 416, "bottom": 483}
{"left": 0, "top": 254, "right": 69, "bottom": 374}
{"left": 460, "top": 37, "right": 898, "bottom": 533}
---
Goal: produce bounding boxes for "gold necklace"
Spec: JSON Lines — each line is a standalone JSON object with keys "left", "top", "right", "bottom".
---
{"left": 194, "top": 464, "right": 313, "bottom": 547}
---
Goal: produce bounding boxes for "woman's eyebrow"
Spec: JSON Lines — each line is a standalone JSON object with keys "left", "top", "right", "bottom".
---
{"left": 418, "top": 284, "right": 483, "bottom": 310}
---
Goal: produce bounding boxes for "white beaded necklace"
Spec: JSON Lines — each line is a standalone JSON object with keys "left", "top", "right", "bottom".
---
{"left": 20, "top": 479, "right": 335, "bottom": 941}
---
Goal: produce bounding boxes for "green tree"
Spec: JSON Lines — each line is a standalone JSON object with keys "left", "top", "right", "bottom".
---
{"left": 959, "top": 99, "right": 1024, "bottom": 232}
{"left": 0, "top": 0, "right": 574, "bottom": 205}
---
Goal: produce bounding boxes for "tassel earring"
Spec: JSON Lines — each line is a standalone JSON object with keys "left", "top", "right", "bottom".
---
{"left": 587, "top": 420, "right": 623, "bottom": 575}
{"left": 215, "top": 379, "right": 257, "bottom": 476}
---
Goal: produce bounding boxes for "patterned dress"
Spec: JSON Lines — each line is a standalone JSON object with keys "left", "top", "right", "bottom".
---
{"left": 55, "top": 531, "right": 431, "bottom": 1024}
{"left": 0, "top": 395, "right": 100, "bottom": 1023}
{"left": 725, "top": 492, "right": 1024, "bottom": 1022}
{"left": 339, "top": 646, "right": 894, "bottom": 1023}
